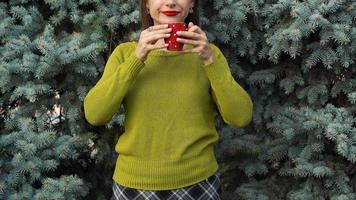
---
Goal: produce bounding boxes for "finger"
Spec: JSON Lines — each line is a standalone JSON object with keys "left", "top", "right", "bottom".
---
{"left": 188, "top": 25, "right": 204, "bottom": 35}
{"left": 144, "top": 24, "right": 168, "bottom": 33}
{"left": 149, "top": 43, "right": 168, "bottom": 50}
{"left": 146, "top": 33, "right": 170, "bottom": 44}
{"left": 146, "top": 27, "right": 172, "bottom": 36}
{"left": 176, "top": 37, "right": 201, "bottom": 46}
{"left": 177, "top": 31, "right": 203, "bottom": 40}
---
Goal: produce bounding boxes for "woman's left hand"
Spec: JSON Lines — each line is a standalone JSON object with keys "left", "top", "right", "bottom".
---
{"left": 176, "top": 22, "right": 214, "bottom": 65}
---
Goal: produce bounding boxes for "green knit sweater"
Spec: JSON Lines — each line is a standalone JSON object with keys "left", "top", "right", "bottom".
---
{"left": 83, "top": 41, "right": 253, "bottom": 190}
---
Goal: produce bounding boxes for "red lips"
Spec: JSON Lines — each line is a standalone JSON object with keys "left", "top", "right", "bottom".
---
{"left": 162, "top": 11, "right": 180, "bottom": 16}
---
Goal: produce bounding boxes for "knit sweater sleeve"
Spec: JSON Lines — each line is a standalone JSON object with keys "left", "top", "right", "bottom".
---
{"left": 202, "top": 43, "right": 253, "bottom": 128}
{"left": 83, "top": 42, "right": 145, "bottom": 126}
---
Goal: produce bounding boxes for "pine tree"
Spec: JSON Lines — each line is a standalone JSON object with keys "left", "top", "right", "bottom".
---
{"left": 205, "top": 0, "right": 356, "bottom": 199}
{"left": 0, "top": 0, "right": 131, "bottom": 199}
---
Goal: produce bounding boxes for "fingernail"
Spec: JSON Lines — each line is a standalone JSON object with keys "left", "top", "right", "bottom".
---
{"left": 177, "top": 31, "right": 181, "bottom": 34}
{"left": 165, "top": 24, "right": 169, "bottom": 27}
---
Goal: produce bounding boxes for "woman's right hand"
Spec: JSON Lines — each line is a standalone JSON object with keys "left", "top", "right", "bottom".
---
{"left": 135, "top": 24, "right": 172, "bottom": 62}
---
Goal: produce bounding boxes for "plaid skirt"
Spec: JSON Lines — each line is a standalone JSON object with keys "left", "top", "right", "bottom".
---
{"left": 112, "top": 171, "right": 222, "bottom": 200}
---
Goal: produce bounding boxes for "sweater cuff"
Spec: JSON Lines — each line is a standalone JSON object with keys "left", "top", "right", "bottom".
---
{"left": 125, "top": 52, "right": 145, "bottom": 79}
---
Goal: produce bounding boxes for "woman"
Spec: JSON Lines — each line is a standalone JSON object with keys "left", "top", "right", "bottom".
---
{"left": 83, "top": 0, "right": 253, "bottom": 199}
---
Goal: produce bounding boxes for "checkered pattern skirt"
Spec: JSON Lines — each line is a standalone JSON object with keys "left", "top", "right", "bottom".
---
{"left": 112, "top": 171, "right": 222, "bottom": 200}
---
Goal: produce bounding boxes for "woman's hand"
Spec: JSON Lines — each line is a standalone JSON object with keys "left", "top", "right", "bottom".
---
{"left": 176, "top": 22, "right": 214, "bottom": 65}
{"left": 135, "top": 24, "right": 172, "bottom": 62}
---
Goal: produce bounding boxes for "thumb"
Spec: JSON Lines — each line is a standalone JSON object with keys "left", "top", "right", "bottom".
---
{"left": 188, "top": 22, "right": 194, "bottom": 29}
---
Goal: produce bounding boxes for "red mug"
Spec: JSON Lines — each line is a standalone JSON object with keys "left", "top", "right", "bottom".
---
{"left": 164, "top": 22, "right": 189, "bottom": 51}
